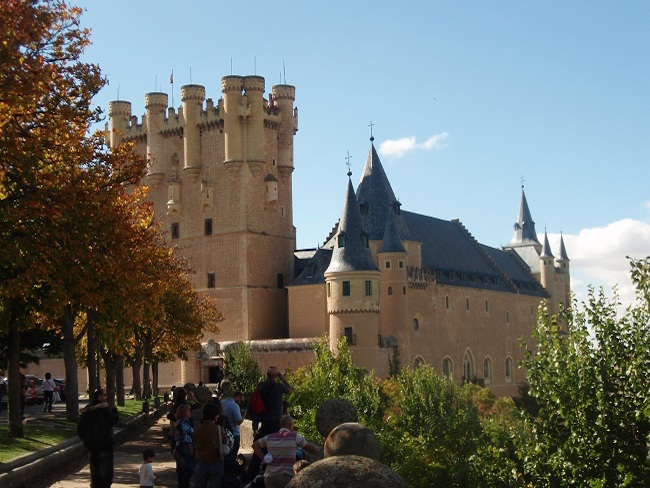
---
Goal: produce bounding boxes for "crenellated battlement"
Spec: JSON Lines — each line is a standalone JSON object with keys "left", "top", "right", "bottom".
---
{"left": 271, "top": 84, "right": 295, "bottom": 101}
{"left": 108, "top": 100, "right": 132, "bottom": 117}
{"left": 221, "top": 75, "right": 245, "bottom": 93}
{"left": 181, "top": 84, "right": 206, "bottom": 102}
{"left": 144, "top": 92, "right": 168, "bottom": 109}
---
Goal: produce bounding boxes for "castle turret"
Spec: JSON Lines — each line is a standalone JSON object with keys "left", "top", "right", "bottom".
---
{"left": 378, "top": 204, "right": 408, "bottom": 353}
{"left": 107, "top": 100, "right": 132, "bottom": 148}
{"left": 221, "top": 75, "right": 245, "bottom": 171}
{"left": 325, "top": 176, "right": 380, "bottom": 373}
{"left": 180, "top": 84, "right": 205, "bottom": 177}
{"left": 555, "top": 234, "right": 571, "bottom": 309}
{"left": 539, "top": 230, "right": 557, "bottom": 312}
{"left": 144, "top": 92, "right": 168, "bottom": 186}
{"left": 271, "top": 84, "right": 297, "bottom": 179}
{"left": 243, "top": 76, "right": 265, "bottom": 173}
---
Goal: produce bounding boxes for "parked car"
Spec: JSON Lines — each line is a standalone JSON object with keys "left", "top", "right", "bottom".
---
{"left": 24, "top": 375, "right": 44, "bottom": 405}
{"left": 54, "top": 378, "right": 66, "bottom": 401}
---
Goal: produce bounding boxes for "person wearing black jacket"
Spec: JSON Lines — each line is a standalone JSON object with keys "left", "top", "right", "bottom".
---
{"left": 77, "top": 388, "right": 119, "bottom": 488}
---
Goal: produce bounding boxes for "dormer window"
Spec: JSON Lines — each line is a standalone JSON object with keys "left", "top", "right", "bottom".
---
{"left": 359, "top": 202, "right": 368, "bottom": 216}
{"left": 338, "top": 231, "right": 346, "bottom": 248}
{"left": 306, "top": 264, "right": 315, "bottom": 278}
{"left": 361, "top": 232, "right": 369, "bottom": 248}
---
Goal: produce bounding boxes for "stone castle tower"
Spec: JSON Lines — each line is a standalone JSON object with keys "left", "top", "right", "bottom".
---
{"left": 107, "top": 75, "right": 298, "bottom": 343}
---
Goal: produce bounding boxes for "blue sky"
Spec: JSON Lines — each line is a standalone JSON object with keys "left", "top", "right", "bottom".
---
{"left": 76, "top": 1, "right": 649, "bottom": 307}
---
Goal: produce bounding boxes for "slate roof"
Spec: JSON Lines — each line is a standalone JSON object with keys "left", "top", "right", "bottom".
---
{"left": 558, "top": 235, "right": 570, "bottom": 261}
{"left": 507, "top": 188, "right": 541, "bottom": 248}
{"left": 325, "top": 178, "right": 378, "bottom": 274}
{"left": 291, "top": 141, "right": 548, "bottom": 297}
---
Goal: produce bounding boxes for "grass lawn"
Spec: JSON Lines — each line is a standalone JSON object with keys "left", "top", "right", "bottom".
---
{"left": 0, "top": 398, "right": 160, "bottom": 464}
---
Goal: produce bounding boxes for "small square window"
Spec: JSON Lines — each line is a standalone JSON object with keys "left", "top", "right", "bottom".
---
{"left": 207, "top": 273, "right": 216, "bottom": 288}
{"left": 399, "top": 260, "right": 404, "bottom": 268}
{"left": 385, "top": 260, "right": 391, "bottom": 269}
{"left": 342, "top": 281, "right": 351, "bottom": 296}
{"left": 204, "top": 218, "right": 213, "bottom": 236}
{"left": 344, "top": 327, "right": 355, "bottom": 345}
{"left": 171, "top": 222, "right": 179, "bottom": 239}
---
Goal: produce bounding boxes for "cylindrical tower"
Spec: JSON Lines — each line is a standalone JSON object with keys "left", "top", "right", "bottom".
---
{"left": 181, "top": 84, "right": 205, "bottom": 176}
{"left": 243, "top": 76, "right": 265, "bottom": 171}
{"left": 107, "top": 101, "right": 132, "bottom": 148}
{"left": 271, "top": 84, "right": 296, "bottom": 179}
{"left": 144, "top": 92, "right": 168, "bottom": 185}
{"left": 221, "top": 75, "right": 244, "bottom": 170}
{"left": 539, "top": 232, "right": 557, "bottom": 313}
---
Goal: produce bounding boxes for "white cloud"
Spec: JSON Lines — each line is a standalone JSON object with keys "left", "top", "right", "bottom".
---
{"left": 378, "top": 132, "right": 449, "bottom": 158}
{"left": 548, "top": 218, "right": 650, "bottom": 309}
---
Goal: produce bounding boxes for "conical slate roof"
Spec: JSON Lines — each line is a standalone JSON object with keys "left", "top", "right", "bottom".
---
{"left": 325, "top": 178, "right": 379, "bottom": 274}
{"left": 356, "top": 142, "right": 411, "bottom": 240}
{"left": 379, "top": 205, "right": 406, "bottom": 253}
{"left": 558, "top": 234, "right": 570, "bottom": 261}
{"left": 508, "top": 188, "right": 540, "bottom": 247}
{"left": 540, "top": 231, "right": 554, "bottom": 258}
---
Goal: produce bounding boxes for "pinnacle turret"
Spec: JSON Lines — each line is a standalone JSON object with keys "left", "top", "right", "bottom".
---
{"left": 558, "top": 234, "right": 570, "bottom": 261}
{"left": 508, "top": 188, "right": 541, "bottom": 248}
{"left": 540, "top": 230, "right": 554, "bottom": 258}
{"left": 325, "top": 177, "right": 378, "bottom": 274}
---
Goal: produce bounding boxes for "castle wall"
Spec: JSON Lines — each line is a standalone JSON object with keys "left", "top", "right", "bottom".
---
{"left": 288, "top": 283, "right": 328, "bottom": 338}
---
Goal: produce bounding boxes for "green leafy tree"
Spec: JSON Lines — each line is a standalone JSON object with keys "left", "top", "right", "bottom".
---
{"left": 381, "top": 366, "right": 484, "bottom": 487}
{"left": 519, "top": 256, "right": 650, "bottom": 487}
{"left": 289, "top": 336, "right": 384, "bottom": 443}
{"left": 223, "top": 343, "right": 262, "bottom": 397}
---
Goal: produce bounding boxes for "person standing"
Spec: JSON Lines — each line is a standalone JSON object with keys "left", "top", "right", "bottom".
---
{"left": 252, "top": 415, "right": 319, "bottom": 488}
{"left": 0, "top": 370, "right": 7, "bottom": 414}
{"left": 258, "top": 367, "right": 292, "bottom": 438}
{"left": 77, "top": 388, "right": 119, "bottom": 488}
{"left": 194, "top": 402, "right": 227, "bottom": 488}
{"left": 42, "top": 372, "right": 56, "bottom": 413}
{"left": 220, "top": 384, "right": 244, "bottom": 459}
{"left": 172, "top": 404, "right": 195, "bottom": 488}
{"left": 139, "top": 449, "right": 156, "bottom": 488}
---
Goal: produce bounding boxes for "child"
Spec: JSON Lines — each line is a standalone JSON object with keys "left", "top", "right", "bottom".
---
{"left": 139, "top": 449, "right": 156, "bottom": 488}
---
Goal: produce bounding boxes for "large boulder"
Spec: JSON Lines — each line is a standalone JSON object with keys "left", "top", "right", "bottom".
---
{"left": 286, "top": 455, "right": 407, "bottom": 488}
{"left": 315, "top": 398, "right": 358, "bottom": 438}
{"left": 324, "top": 422, "right": 381, "bottom": 460}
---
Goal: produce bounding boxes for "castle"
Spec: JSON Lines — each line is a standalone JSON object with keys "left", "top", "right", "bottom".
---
{"left": 102, "top": 73, "right": 570, "bottom": 396}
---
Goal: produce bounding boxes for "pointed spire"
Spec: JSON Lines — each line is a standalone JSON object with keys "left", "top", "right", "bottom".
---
{"left": 558, "top": 233, "right": 570, "bottom": 261}
{"left": 508, "top": 187, "right": 541, "bottom": 248}
{"left": 356, "top": 139, "right": 411, "bottom": 240}
{"left": 540, "top": 230, "right": 554, "bottom": 258}
{"left": 325, "top": 177, "right": 378, "bottom": 274}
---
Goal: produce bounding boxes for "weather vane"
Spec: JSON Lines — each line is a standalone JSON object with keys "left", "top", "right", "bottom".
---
{"left": 520, "top": 174, "right": 525, "bottom": 190}
{"left": 345, "top": 151, "right": 352, "bottom": 177}
{"left": 368, "top": 120, "right": 374, "bottom": 141}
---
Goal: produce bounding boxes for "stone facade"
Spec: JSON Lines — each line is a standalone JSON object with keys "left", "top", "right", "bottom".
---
{"left": 24, "top": 73, "right": 570, "bottom": 397}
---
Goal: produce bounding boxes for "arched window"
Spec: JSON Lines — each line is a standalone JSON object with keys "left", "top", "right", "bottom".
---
{"left": 413, "top": 318, "right": 419, "bottom": 331}
{"left": 442, "top": 357, "right": 452, "bottom": 379}
{"left": 445, "top": 296, "right": 450, "bottom": 309}
{"left": 505, "top": 357, "right": 513, "bottom": 383}
{"left": 413, "top": 356, "right": 424, "bottom": 369}
{"left": 388, "top": 286, "right": 393, "bottom": 296}
{"left": 483, "top": 358, "right": 492, "bottom": 385}
{"left": 463, "top": 350, "right": 475, "bottom": 384}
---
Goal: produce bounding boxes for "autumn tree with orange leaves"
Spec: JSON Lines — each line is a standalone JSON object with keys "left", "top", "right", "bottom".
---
{"left": 1, "top": 1, "right": 221, "bottom": 435}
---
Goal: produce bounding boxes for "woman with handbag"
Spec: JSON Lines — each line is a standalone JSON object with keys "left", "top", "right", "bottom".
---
{"left": 194, "top": 401, "right": 229, "bottom": 488}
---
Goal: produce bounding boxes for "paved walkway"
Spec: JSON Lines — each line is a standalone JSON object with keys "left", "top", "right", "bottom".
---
{"left": 49, "top": 415, "right": 178, "bottom": 487}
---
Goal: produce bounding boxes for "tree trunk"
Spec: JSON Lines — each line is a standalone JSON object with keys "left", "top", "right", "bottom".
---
{"left": 104, "top": 353, "right": 117, "bottom": 408}
{"left": 86, "top": 312, "right": 97, "bottom": 395}
{"left": 116, "top": 356, "right": 125, "bottom": 407}
{"left": 61, "top": 304, "right": 80, "bottom": 422}
{"left": 143, "top": 362, "right": 151, "bottom": 399}
{"left": 152, "top": 362, "right": 159, "bottom": 397}
{"left": 132, "top": 346, "right": 142, "bottom": 401}
{"left": 7, "top": 325, "right": 23, "bottom": 437}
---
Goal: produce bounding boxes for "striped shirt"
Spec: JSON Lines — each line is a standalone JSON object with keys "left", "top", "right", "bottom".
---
{"left": 258, "top": 428, "right": 307, "bottom": 478}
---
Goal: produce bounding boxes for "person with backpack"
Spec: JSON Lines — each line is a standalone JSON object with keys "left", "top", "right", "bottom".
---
{"left": 77, "top": 388, "right": 119, "bottom": 488}
{"left": 42, "top": 372, "right": 57, "bottom": 413}
{"left": 172, "top": 404, "right": 195, "bottom": 488}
